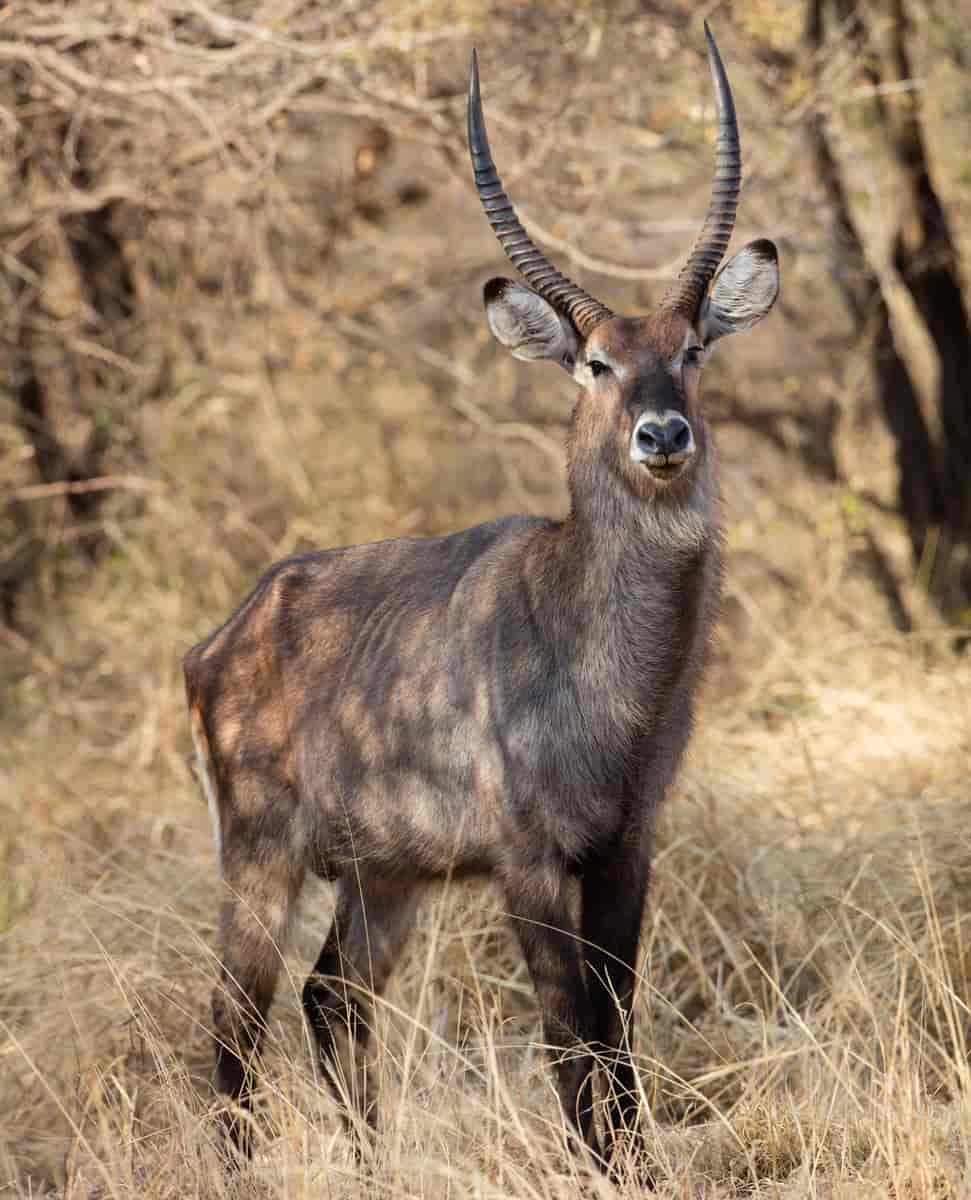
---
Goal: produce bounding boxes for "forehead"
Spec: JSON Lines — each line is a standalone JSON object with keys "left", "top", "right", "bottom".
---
{"left": 586, "top": 312, "right": 690, "bottom": 366}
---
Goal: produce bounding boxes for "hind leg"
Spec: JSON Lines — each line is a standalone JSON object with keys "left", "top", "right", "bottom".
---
{"left": 302, "top": 874, "right": 422, "bottom": 1136}
{"left": 211, "top": 779, "right": 305, "bottom": 1154}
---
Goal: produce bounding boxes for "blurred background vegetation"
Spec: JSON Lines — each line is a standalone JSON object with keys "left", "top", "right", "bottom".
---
{"left": 5, "top": 0, "right": 969, "bottom": 633}
{"left": 4, "top": 0, "right": 971, "bottom": 635}
{"left": 2, "top": 2, "right": 971, "bottom": 1196}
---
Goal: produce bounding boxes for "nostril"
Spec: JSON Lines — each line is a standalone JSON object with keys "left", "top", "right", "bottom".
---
{"left": 636, "top": 419, "right": 692, "bottom": 457}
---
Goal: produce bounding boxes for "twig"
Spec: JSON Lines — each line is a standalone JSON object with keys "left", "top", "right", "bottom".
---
{"left": 516, "top": 207, "right": 685, "bottom": 283}
{"left": 10, "top": 475, "right": 165, "bottom": 502}
{"left": 855, "top": 528, "right": 913, "bottom": 634}
{"left": 847, "top": 78, "right": 923, "bottom": 102}
{"left": 334, "top": 314, "right": 565, "bottom": 469}
{"left": 0, "top": 626, "right": 57, "bottom": 675}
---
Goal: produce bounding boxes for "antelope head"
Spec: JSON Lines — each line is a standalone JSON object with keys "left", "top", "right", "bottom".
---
{"left": 469, "top": 24, "right": 780, "bottom": 501}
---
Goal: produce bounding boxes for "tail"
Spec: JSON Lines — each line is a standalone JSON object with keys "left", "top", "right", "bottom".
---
{"left": 188, "top": 698, "right": 222, "bottom": 868}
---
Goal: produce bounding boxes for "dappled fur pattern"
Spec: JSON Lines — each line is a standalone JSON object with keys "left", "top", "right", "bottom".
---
{"left": 184, "top": 26, "right": 780, "bottom": 1167}
{"left": 184, "top": 308, "right": 724, "bottom": 1167}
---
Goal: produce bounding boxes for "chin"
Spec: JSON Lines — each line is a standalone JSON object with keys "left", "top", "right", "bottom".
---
{"left": 645, "top": 464, "right": 687, "bottom": 485}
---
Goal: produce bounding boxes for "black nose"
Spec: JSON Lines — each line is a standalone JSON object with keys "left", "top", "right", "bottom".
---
{"left": 636, "top": 416, "right": 692, "bottom": 456}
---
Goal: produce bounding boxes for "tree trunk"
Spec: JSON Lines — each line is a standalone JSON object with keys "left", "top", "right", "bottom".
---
{"left": 3, "top": 69, "right": 140, "bottom": 623}
{"left": 807, "top": 0, "right": 971, "bottom": 623}
{"left": 882, "top": 0, "right": 971, "bottom": 611}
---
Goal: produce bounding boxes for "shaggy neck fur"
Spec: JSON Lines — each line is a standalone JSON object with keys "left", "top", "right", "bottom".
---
{"left": 523, "top": 418, "right": 721, "bottom": 735}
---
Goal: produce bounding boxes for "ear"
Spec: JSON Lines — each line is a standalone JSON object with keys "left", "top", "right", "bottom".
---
{"left": 483, "top": 277, "right": 580, "bottom": 373}
{"left": 699, "top": 239, "right": 779, "bottom": 345}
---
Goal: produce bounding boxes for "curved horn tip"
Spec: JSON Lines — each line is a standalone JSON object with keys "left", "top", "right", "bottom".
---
{"left": 468, "top": 48, "right": 489, "bottom": 156}
{"left": 703, "top": 20, "right": 721, "bottom": 61}
{"left": 468, "top": 47, "right": 480, "bottom": 108}
{"left": 701, "top": 21, "right": 736, "bottom": 118}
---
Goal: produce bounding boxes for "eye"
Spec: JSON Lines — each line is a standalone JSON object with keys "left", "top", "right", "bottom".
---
{"left": 588, "top": 359, "right": 611, "bottom": 378}
{"left": 682, "top": 346, "right": 704, "bottom": 368}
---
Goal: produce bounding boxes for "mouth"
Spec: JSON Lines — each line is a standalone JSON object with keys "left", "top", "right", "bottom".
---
{"left": 640, "top": 454, "right": 689, "bottom": 482}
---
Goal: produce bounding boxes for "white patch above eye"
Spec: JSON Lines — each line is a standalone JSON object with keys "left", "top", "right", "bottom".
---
{"left": 675, "top": 330, "right": 708, "bottom": 368}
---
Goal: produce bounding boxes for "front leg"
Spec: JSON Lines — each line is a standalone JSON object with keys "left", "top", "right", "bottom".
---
{"left": 580, "top": 821, "right": 652, "bottom": 1164}
{"left": 499, "top": 857, "right": 603, "bottom": 1163}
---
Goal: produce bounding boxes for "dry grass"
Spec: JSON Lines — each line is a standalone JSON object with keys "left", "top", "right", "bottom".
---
{"left": 4, "top": 325, "right": 970, "bottom": 1195}
{"left": 4, "top": 596, "right": 971, "bottom": 1198}
{"left": 3, "top": 1, "right": 971, "bottom": 1196}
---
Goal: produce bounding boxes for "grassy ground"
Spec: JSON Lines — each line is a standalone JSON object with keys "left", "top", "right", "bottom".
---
{"left": 3, "top": 2, "right": 971, "bottom": 1196}
{"left": 4, "top": 500, "right": 970, "bottom": 1198}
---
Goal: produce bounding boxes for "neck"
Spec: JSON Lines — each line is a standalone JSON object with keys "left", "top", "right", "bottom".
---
{"left": 559, "top": 440, "right": 717, "bottom": 596}
{"left": 523, "top": 442, "right": 721, "bottom": 716}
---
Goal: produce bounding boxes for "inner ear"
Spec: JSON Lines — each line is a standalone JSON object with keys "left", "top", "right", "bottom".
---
{"left": 699, "top": 239, "right": 780, "bottom": 344}
{"left": 484, "top": 278, "right": 580, "bottom": 372}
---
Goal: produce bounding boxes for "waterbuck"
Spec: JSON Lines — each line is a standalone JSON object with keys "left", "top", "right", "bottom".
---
{"left": 183, "top": 23, "right": 779, "bottom": 1168}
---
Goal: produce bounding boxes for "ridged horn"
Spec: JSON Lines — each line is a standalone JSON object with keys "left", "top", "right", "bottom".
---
{"left": 467, "top": 49, "right": 613, "bottom": 337}
{"left": 662, "top": 22, "right": 742, "bottom": 316}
